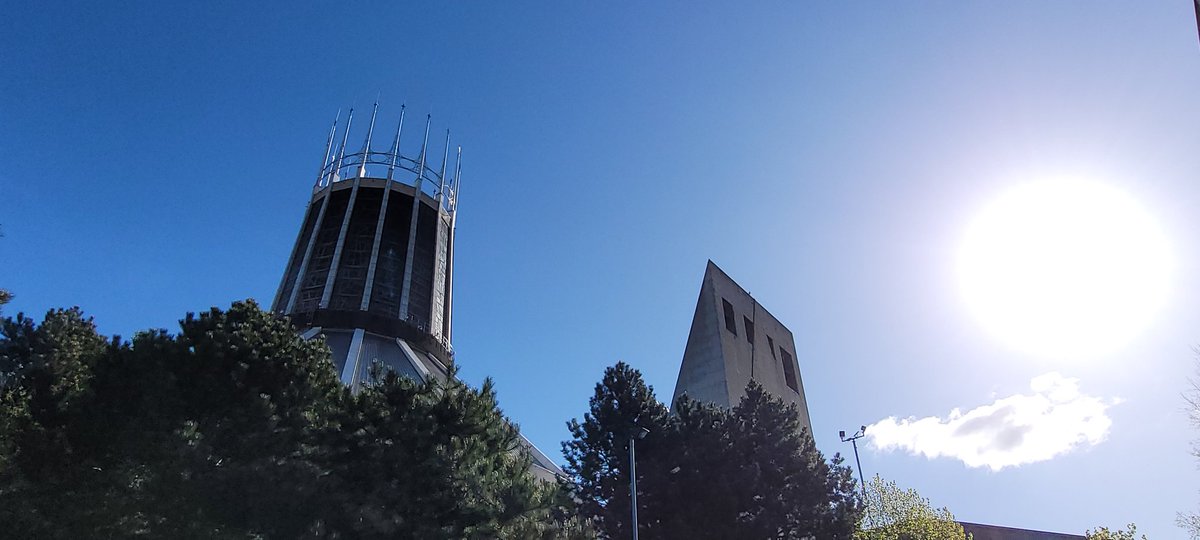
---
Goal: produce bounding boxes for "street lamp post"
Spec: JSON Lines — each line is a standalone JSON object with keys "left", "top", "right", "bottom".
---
{"left": 630, "top": 426, "right": 649, "bottom": 540}
{"left": 839, "top": 426, "right": 869, "bottom": 520}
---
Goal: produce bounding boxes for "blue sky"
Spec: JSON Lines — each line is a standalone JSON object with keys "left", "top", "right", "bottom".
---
{"left": 4, "top": 2, "right": 1200, "bottom": 536}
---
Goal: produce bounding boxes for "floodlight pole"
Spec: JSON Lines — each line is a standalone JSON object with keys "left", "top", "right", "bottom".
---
{"left": 630, "top": 426, "right": 649, "bottom": 540}
{"left": 851, "top": 437, "right": 865, "bottom": 494}
{"left": 840, "top": 426, "right": 869, "bottom": 520}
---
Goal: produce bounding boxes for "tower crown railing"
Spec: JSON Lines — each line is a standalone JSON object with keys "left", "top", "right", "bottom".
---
{"left": 312, "top": 104, "right": 461, "bottom": 215}
{"left": 316, "top": 149, "right": 455, "bottom": 212}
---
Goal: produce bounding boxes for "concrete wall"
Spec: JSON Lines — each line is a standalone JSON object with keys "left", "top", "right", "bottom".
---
{"left": 672, "top": 261, "right": 814, "bottom": 438}
{"left": 672, "top": 269, "right": 732, "bottom": 408}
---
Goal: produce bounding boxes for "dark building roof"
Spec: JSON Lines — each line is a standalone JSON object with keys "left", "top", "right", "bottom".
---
{"left": 961, "top": 521, "right": 1085, "bottom": 540}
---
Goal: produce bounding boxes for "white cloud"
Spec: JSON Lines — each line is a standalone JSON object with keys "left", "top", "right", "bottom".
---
{"left": 866, "top": 373, "right": 1118, "bottom": 471}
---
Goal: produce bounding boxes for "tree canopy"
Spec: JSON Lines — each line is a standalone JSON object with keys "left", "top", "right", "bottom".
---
{"left": 1086, "top": 523, "right": 1147, "bottom": 540}
{"left": 0, "top": 300, "right": 567, "bottom": 538}
{"left": 562, "top": 362, "right": 861, "bottom": 539}
{"left": 854, "top": 475, "right": 969, "bottom": 540}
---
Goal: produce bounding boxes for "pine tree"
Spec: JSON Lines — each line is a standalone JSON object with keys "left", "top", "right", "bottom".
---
{"left": 0, "top": 300, "right": 563, "bottom": 538}
{"left": 312, "top": 368, "right": 550, "bottom": 539}
{"left": 563, "top": 363, "right": 862, "bottom": 539}
{"left": 562, "top": 361, "right": 670, "bottom": 539}
{"left": 728, "top": 382, "right": 860, "bottom": 539}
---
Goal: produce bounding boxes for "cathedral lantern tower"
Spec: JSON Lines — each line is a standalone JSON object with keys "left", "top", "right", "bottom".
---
{"left": 272, "top": 104, "right": 459, "bottom": 388}
{"left": 272, "top": 104, "right": 563, "bottom": 481}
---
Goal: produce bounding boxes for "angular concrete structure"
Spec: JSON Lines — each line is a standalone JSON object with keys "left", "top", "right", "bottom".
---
{"left": 672, "top": 261, "right": 813, "bottom": 436}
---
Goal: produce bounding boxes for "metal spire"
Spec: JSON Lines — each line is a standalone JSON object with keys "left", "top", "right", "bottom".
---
{"left": 357, "top": 102, "right": 379, "bottom": 178}
{"left": 316, "top": 110, "right": 340, "bottom": 187}
{"left": 331, "top": 108, "right": 354, "bottom": 184}
{"left": 416, "top": 114, "right": 432, "bottom": 184}
{"left": 387, "top": 105, "right": 406, "bottom": 181}
{"left": 450, "top": 146, "right": 462, "bottom": 209}
{"left": 436, "top": 129, "right": 450, "bottom": 202}
{"left": 397, "top": 114, "right": 432, "bottom": 319}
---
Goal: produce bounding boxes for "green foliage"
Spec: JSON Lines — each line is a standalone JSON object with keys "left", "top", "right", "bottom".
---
{"left": 499, "top": 511, "right": 600, "bottom": 540}
{"left": 1086, "top": 523, "right": 1146, "bottom": 540}
{"left": 563, "top": 362, "right": 862, "bottom": 539}
{"left": 314, "top": 368, "right": 549, "bottom": 538}
{"left": 854, "top": 475, "right": 969, "bottom": 540}
{"left": 0, "top": 300, "right": 562, "bottom": 538}
{"left": 562, "top": 362, "right": 670, "bottom": 539}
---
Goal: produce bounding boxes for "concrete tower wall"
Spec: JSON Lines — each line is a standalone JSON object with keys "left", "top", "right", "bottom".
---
{"left": 674, "top": 277, "right": 729, "bottom": 407}
{"left": 276, "top": 182, "right": 451, "bottom": 326}
{"left": 274, "top": 178, "right": 455, "bottom": 368}
{"left": 672, "top": 261, "right": 814, "bottom": 437}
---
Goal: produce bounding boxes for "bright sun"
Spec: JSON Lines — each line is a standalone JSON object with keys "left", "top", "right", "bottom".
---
{"left": 957, "top": 178, "right": 1172, "bottom": 359}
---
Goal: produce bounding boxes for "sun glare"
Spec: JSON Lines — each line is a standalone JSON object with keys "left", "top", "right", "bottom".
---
{"left": 957, "top": 178, "right": 1172, "bottom": 359}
